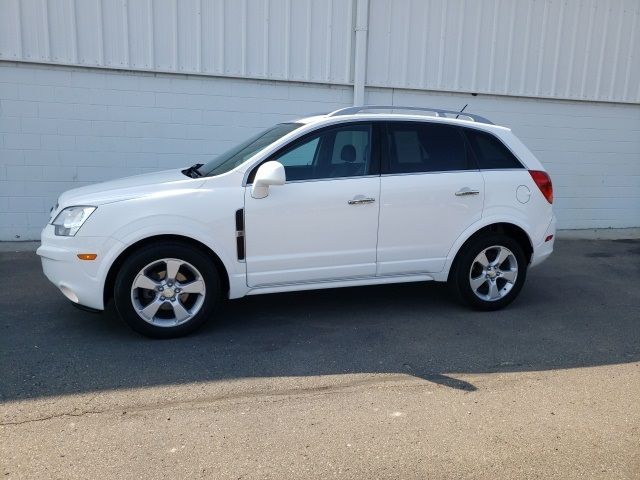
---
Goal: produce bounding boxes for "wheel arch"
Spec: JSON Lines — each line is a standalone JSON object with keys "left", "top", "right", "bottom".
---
{"left": 446, "top": 222, "right": 534, "bottom": 282}
{"left": 103, "top": 234, "right": 231, "bottom": 307}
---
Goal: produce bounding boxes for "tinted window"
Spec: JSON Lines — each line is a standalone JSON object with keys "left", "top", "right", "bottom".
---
{"left": 386, "top": 122, "right": 471, "bottom": 173}
{"left": 465, "top": 129, "right": 523, "bottom": 169}
{"left": 257, "top": 124, "right": 372, "bottom": 182}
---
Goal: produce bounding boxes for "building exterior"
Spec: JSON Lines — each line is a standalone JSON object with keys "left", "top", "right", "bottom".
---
{"left": 1, "top": 0, "right": 639, "bottom": 241}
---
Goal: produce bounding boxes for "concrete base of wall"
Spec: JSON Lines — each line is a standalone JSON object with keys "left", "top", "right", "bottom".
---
{"left": 556, "top": 228, "right": 640, "bottom": 240}
{"left": 4, "top": 229, "right": 638, "bottom": 252}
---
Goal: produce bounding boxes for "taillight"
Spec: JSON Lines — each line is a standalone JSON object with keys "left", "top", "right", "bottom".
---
{"left": 529, "top": 170, "right": 553, "bottom": 204}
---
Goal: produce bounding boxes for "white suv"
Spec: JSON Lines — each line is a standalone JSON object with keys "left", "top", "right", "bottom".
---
{"left": 38, "top": 106, "right": 556, "bottom": 338}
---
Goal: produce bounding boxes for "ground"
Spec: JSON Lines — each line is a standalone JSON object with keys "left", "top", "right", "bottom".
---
{"left": 1, "top": 239, "right": 639, "bottom": 479}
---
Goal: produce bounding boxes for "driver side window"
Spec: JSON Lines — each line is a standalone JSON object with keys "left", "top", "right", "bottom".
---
{"left": 266, "top": 123, "right": 372, "bottom": 182}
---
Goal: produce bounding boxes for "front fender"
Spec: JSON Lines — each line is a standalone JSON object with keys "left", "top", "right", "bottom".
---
{"left": 108, "top": 214, "right": 239, "bottom": 277}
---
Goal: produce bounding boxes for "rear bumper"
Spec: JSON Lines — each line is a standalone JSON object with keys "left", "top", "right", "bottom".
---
{"left": 37, "top": 225, "right": 124, "bottom": 310}
{"left": 530, "top": 215, "right": 556, "bottom": 268}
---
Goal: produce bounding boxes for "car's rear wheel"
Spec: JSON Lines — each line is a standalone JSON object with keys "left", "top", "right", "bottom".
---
{"left": 450, "top": 233, "right": 527, "bottom": 310}
{"left": 114, "top": 242, "right": 220, "bottom": 338}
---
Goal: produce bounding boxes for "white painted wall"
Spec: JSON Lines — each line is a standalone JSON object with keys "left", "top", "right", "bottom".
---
{"left": 1, "top": 62, "right": 638, "bottom": 240}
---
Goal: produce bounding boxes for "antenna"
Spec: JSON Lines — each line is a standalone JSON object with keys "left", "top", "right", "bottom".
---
{"left": 455, "top": 104, "right": 469, "bottom": 119}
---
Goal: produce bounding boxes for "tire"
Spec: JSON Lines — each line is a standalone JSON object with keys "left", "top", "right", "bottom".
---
{"left": 113, "top": 242, "right": 221, "bottom": 338}
{"left": 449, "top": 233, "right": 527, "bottom": 311}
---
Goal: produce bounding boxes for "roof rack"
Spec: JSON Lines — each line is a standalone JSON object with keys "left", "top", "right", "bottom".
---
{"left": 328, "top": 105, "right": 493, "bottom": 125}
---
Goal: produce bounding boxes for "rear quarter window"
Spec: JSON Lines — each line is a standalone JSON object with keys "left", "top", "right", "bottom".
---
{"left": 386, "top": 122, "right": 472, "bottom": 174}
{"left": 465, "top": 129, "right": 524, "bottom": 169}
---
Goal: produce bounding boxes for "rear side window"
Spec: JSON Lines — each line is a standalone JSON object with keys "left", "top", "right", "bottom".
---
{"left": 386, "top": 122, "right": 471, "bottom": 173}
{"left": 465, "top": 129, "right": 523, "bottom": 169}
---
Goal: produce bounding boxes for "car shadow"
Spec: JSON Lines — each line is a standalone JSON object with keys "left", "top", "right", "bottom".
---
{"left": 1, "top": 239, "right": 638, "bottom": 401}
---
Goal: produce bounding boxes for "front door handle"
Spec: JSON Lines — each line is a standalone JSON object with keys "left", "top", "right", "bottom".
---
{"left": 348, "top": 195, "right": 376, "bottom": 205}
{"left": 455, "top": 188, "right": 480, "bottom": 197}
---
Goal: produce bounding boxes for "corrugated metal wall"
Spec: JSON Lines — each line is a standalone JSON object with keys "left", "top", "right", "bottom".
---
{"left": 366, "top": 0, "right": 640, "bottom": 104}
{"left": 0, "top": 0, "right": 355, "bottom": 84}
{"left": 0, "top": 0, "right": 639, "bottom": 104}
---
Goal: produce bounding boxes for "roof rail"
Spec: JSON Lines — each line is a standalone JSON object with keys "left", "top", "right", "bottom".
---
{"left": 327, "top": 105, "right": 493, "bottom": 125}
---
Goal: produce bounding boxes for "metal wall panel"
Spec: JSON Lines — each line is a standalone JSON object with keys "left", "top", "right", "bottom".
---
{"left": 366, "top": 0, "right": 640, "bottom": 103}
{"left": 1, "top": 0, "right": 638, "bottom": 103}
{"left": 0, "top": 0, "right": 355, "bottom": 85}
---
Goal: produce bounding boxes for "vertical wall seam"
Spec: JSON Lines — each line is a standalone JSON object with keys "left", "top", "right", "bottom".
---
{"left": 519, "top": 0, "right": 533, "bottom": 95}
{"left": 325, "top": 0, "right": 333, "bottom": 81}
{"left": 594, "top": 3, "right": 611, "bottom": 99}
{"left": 284, "top": 0, "right": 290, "bottom": 78}
{"left": 123, "top": 0, "right": 130, "bottom": 68}
{"left": 565, "top": 0, "right": 581, "bottom": 98}
{"left": 419, "top": 0, "right": 430, "bottom": 89}
{"left": 472, "top": 0, "right": 482, "bottom": 91}
{"left": 503, "top": 0, "right": 517, "bottom": 93}
{"left": 16, "top": 0, "right": 23, "bottom": 59}
{"left": 353, "top": 0, "right": 369, "bottom": 106}
{"left": 436, "top": 0, "right": 447, "bottom": 88}
{"left": 43, "top": 0, "right": 52, "bottom": 61}
{"left": 71, "top": 0, "right": 79, "bottom": 63}
{"left": 534, "top": 0, "right": 550, "bottom": 95}
{"left": 97, "top": 0, "right": 105, "bottom": 65}
{"left": 344, "top": 0, "right": 353, "bottom": 84}
{"left": 218, "top": 0, "right": 225, "bottom": 73}
{"left": 487, "top": 0, "right": 499, "bottom": 90}
{"left": 454, "top": 0, "right": 465, "bottom": 89}
{"left": 622, "top": 4, "right": 638, "bottom": 100}
{"left": 401, "top": 1, "right": 411, "bottom": 86}
{"left": 148, "top": 0, "right": 154, "bottom": 69}
{"left": 550, "top": 0, "right": 565, "bottom": 96}
{"left": 580, "top": 0, "right": 597, "bottom": 98}
{"left": 196, "top": 0, "right": 202, "bottom": 72}
{"left": 305, "top": 0, "right": 312, "bottom": 80}
{"left": 241, "top": 0, "right": 247, "bottom": 76}
{"left": 608, "top": 4, "right": 625, "bottom": 100}
{"left": 173, "top": 0, "right": 178, "bottom": 70}
{"left": 263, "top": 0, "right": 269, "bottom": 77}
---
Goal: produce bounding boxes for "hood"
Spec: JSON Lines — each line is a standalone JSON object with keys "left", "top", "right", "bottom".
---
{"left": 57, "top": 169, "right": 205, "bottom": 208}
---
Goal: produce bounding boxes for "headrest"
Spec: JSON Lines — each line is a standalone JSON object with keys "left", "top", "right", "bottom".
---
{"left": 340, "top": 145, "right": 356, "bottom": 163}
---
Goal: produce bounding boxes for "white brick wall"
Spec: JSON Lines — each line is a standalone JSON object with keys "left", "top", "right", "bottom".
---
{"left": 0, "top": 62, "right": 352, "bottom": 240}
{"left": 365, "top": 88, "right": 640, "bottom": 230}
{"left": 1, "top": 61, "right": 639, "bottom": 240}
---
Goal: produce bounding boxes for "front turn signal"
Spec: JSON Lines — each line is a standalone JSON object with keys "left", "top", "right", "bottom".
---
{"left": 77, "top": 253, "right": 97, "bottom": 261}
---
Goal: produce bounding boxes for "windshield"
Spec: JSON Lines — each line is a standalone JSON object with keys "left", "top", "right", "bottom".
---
{"left": 197, "top": 122, "right": 303, "bottom": 177}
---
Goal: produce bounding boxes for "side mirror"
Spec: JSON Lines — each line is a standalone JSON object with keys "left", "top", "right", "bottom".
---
{"left": 251, "top": 161, "right": 286, "bottom": 199}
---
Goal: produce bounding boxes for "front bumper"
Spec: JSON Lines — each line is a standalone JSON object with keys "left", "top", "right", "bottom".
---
{"left": 530, "top": 214, "right": 556, "bottom": 268}
{"left": 37, "top": 225, "right": 125, "bottom": 310}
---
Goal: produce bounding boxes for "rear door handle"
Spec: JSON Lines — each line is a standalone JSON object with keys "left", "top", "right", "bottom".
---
{"left": 455, "top": 188, "right": 480, "bottom": 197}
{"left": 348, "top": 195, "right": 376, "bottom": 205}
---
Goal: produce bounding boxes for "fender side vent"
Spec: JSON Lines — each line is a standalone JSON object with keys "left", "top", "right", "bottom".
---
{"left": 235, "top": 208, "right": 245, "bottom": 261}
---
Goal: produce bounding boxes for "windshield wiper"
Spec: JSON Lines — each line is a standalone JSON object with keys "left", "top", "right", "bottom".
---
{"left": 181, "top": 163, "right": 204, "bottom": 178}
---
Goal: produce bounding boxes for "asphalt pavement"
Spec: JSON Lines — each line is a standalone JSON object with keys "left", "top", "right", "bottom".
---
{"left": 1, "top": 239, "right": 639, "bottom": 479}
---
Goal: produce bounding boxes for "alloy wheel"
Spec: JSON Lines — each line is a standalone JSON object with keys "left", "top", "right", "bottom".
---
{"left": 130, "top": 258, "right": 206, "bottom": 327}
{"left": 468, "top": 245, "right": 518, "bottom": 302}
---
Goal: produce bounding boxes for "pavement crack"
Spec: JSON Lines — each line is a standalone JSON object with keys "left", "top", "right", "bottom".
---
{"left": 1, "top": 409, "right": 106, "bottom": 426}
{"left": 2, "top": 375, "right": 431, "bottom": 426}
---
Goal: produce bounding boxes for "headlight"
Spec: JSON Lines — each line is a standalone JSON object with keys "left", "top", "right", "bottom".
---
{"left": 51, "top": 206, "right": 96, "bottom": 236}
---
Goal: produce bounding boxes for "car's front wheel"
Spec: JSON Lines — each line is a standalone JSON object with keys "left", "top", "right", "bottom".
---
{"left": 450, "top": 233, "right": 527, "bottom": 310}
{"left": 114, "top": 242, "right": 220, "bottom": 338}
